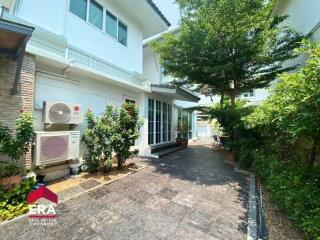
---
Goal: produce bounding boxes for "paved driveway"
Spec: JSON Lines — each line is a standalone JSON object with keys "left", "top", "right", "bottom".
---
{"left": 1, "top": 140, "right": 248, "bottom": 240}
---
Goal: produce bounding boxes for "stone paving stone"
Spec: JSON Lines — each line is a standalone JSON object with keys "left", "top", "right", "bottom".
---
{"left": 126, "top": 189, "right": 153, "bottom": 204}
{"left": 158, "top": 187, "right": 179, "bottom": 200}
{"left": 141, "top": 209, "right": 180, "bottom": 239}
{"left": 192, "top": 197, "right": 222, "bottom": 216}
{"left": 97, "top": 190, "right": 123, "bottom": 206}
{"left": 107, "top": 197, "right": 143, "bottom": 217}
{"left": 183, "top": 210, "right": 215, "bottom": 234}
{"left": 87, "top": 186, "right": 111, "bottom": 199}
{"left": 160, "top": 201, "right": 190, "bottom": 220}
{"left": 84, "top": 209, "right": 122, "bottom": 233}
{"left": 49, "top": 222, "right": 96, "bottom": 240}
{"left": 209, "top": 224, "right": 245, "bottom": 240}
{"left": 17, "top": 227, "right": 56, "bottom": 240}
{"left": 172, "top": 192, "right": 195, "bottom": 208}
{"left": 0, "top": 217, "right": 34, "bottom": 240}
{"left": 79, "top": 179, "right": 101, "bottom": 190}
{"left": 2, "top": 140, "right": 249, "bottom": 240}
{"left": 169, "top": 222, "right": 217, "bottom": 240}
{"left": 144, "top": 194, "right": 170, "bottom": 211}
{"left": 57, "top": 185, "right": 84, "bottom": 202}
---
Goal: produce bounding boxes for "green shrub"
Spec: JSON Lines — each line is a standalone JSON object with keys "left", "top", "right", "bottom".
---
{"left": 209, "top": 99, "right": 257, "bottom": 168}
{"left": 0, "top": 178, "right": 35, "bottom": 221}
{"left": 0, "top": 112, "right": 34, "bottom": 177}
{"left": 0, "top": 163, "right": 25, "bottom": 179}
{"left": 110, "top": 103, "right": 142, "bottom": 168}
{"left": 82, "top": 107, "right": 113, "bottom": 173}
{"left": 82, "top": 103, "right": 142, "bottom": 171}
{"left": 244, "top": 40, "right": 320, "bottom": 239}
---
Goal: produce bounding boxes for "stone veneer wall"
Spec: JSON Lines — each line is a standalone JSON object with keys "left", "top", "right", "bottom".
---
{"left": 0, "top": 54, "right": 35, "bottom": 168}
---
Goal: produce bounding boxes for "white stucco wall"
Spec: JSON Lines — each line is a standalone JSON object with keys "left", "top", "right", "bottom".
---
{"left": 15, "top": 0, "right": 144, "bottom": 73}
{"left": 33, "top": 71, "right": 149, "bottom": 156}
{"left": 276, "top": 0, "right": 320, "bottom": 36}
{"left": 143, "top": 50, "right": 160, "bottom": 84}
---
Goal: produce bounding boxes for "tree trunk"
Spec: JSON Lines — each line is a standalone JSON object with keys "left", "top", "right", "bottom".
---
{"left": 230, "top": 91, "right": 236, "bottom": 111}
{"left": 220, "top": 93, "right": 225, "bottom": 108}
{"left": 229, "top": 90, "right": 237, "bottom": 156}
{"left": 310, "top": 139, "right": 318, "bottom": 165}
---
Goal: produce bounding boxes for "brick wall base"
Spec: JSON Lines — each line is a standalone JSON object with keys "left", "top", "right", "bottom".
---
{"left": 0, "top": 54, "right": 35, "bottom": 168}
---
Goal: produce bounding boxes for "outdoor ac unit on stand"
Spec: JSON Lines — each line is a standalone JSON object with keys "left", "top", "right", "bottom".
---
{"left": 34, "top": 131, "right": 80, "bottom": 167}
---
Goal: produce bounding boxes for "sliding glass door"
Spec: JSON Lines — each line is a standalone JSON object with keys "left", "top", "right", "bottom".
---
{"left": 148, "top": 98, "right": 172, "bottom": 145}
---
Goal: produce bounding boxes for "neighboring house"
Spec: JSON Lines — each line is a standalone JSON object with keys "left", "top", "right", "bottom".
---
{"left": 242, "top": 0, "right": 320, "bottom": 104}
{"left": 272, "top": 0, "right": 320, "bottom": 65}
{"left": 143, "top": 34, "right": 199, "bottom": 143}
{"left": 0, "top": 0, "right": 198, "bottom": 180}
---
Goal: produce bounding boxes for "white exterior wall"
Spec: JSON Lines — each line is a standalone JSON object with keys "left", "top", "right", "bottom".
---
{"left": 274, "top": 0, "right": 320, "bottom": 69}
{"left": 33, "top": 70, "right": 148, "bottom": 157}
{"left": 15, "top": 0, "right": 144, "bottom": 73}
{"left": 276, "top": 0, "right": 320, "bottom": 36}
{"left": 143, "top": 51, "right": 160, "bottom": 84}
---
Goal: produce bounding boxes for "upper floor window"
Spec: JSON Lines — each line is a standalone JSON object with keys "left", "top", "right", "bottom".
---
{"left": 125, "top": 99, "right": 136, "bottom": 104}
{"left": 118, "top": 21, "right": 127, "bottom": 46}
{"left": 244, "top": 90, "right": 255, "bottom": 98}
{"left": 70, "top": 0, "right": 87, "bottom": 21}
{"left": 69, "top": 0, "right": 128, "bottom": 46}
{"left": 89, "top": 0, "right": 103, "bottom": 29}
{"left": 106, "top": 11, "right": 117, "bottom": 39}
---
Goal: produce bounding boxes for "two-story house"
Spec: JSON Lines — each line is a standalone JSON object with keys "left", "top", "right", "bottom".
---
{"left": 0, "top": 0, "right": 199, "bottom": 180}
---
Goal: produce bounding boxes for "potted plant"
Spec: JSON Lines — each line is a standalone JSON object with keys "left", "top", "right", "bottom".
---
{"left": 176, "top": 118, "right": 189, "bottom": 148}
{"left": 0, "top": 112, "right": 34, "bottom": 190}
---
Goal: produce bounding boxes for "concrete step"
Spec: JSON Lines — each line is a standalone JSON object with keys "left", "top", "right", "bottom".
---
{"left": 151, "top": 142, "right": 181, "bottom": 154}
{"left": 151, "top": 146, "right": 186, "bottom": 158}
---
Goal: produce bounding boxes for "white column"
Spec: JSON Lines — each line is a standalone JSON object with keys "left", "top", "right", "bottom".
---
{"left": 137, "top": 93, "right": 150, "bottom": 156}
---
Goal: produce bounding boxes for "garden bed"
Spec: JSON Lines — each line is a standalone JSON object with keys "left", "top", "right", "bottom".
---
{"left": 261, "top": 185, "right": 304, "bottom": 240}
{"left": 47, "top": 162, "right": 145, "bottom": 202}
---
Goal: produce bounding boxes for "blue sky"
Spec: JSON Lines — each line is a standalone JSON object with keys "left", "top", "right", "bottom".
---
{"left": 153, "top": 0, "right": 180, "bottom": 28}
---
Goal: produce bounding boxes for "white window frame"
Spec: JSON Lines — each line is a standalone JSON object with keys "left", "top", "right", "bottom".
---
{"left": 117, "top": 20, "right": 128, "bottom": 46}
{"left": 148, "top": 98, "right": 173, "bottom": 146}
{"left": 123, "top": 95, "right": 136, "bottom": 104}
{"left": 68, "top": 0, "right": 128, "bottom": 47}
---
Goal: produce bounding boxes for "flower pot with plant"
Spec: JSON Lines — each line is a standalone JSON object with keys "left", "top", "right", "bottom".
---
{"left": 176, "top": 118, "right": 189, "bottom": 148}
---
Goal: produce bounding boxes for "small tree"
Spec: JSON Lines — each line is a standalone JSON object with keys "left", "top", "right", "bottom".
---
{"left": 152, "top": 0, "right": 302, "bottom": 109}
{"left": 111, "top": 103, "right": 142, "bottom": 169}
{"left": 82, "top": 107, "right": 113, "bottom": 173}
{"left": 0, "top": 111, "right": 34, "bottom": 176}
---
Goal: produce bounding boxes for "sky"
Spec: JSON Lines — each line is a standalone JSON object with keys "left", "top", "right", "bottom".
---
{"left": 153, "top": 0, "right": 180, "bottom": 28}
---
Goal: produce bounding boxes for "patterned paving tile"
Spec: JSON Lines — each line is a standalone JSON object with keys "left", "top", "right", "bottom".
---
{"left": 79, "top": 179, "right": 101, "bottom": 190}
{"left": 2, "top": 140, "right": 248, "bottom": 240}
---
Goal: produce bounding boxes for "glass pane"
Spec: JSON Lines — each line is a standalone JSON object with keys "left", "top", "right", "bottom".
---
{"left": 156, "top": 101, "right": 161, "bottom": 144}
{"left": 70, "top": 0, "right": 87, "bottom": 20}
{"left": 118, "top": 21, "right": 127, "bottom": 46}
{"left": 168, "top": 104, "right": 172, "bottom": 141}
{"left": 106, "top": 10, "right": 117, "bottom": 39}
{"left": 148, "top": 99, "right": 154, "bottom": 145}
{"left": 89, "top": 0, "right": 103, "bottom": 29}
{"left": 162, "top": 103, "right": 168, "bottom": 142}
{"left": 125, "top": 99, "right": 135, "bottom": 104}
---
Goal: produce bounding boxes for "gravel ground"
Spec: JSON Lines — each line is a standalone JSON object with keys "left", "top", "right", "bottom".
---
{"left": 262, "top": 185, "right": 304, "bottom": 240}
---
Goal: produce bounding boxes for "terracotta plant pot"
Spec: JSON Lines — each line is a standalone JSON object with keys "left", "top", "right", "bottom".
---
{"left": 0, "top": 175, "right": 23, "bottom": 190}
{"left": 228, "top": 152, "right": 236, "bottom": 162}
{"left": 176, "top": 138, "right": 189, "bottom": 148}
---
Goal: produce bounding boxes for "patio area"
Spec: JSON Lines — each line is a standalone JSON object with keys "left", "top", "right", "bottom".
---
{"left": 0, "top": 139, "right": 249, "bottom": 240}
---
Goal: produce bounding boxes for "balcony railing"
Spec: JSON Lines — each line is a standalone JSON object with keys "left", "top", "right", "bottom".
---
{"left": 67, "top": 46, "right": 147, "bottom": 87}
